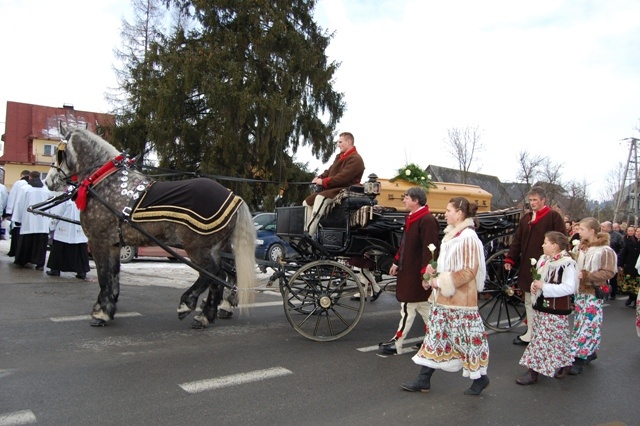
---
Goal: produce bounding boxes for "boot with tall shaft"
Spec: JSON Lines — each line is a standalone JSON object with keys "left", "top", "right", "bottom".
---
{"left": 401, "top": 366, "right": 435, "bottom": 392}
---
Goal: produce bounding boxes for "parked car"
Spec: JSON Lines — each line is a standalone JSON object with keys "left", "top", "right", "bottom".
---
{"left": 118, "top": 245, "right": 189, "bottom": 263}
{"left": 253, "top": 212, "right": 295, "bottom": 264}
{"left": 89, "top": 244, "right": 188, "bottom": 263}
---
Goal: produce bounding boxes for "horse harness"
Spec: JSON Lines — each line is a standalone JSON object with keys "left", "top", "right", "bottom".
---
{"left": 42, "top": 149, "right": 238, "bottom": 292}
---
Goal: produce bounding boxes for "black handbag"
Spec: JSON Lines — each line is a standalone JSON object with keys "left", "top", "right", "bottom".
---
{"left": 593, "top": 283, "right": 611, "bottom": 300}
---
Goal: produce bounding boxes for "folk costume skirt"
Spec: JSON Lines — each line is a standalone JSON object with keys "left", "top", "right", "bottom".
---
{"left": 519, "top": 310, "right": 573, "bottom": 377}
{"left": 46, "top": 241, "right": 90, "bottom": 275}
{"left": 570, "top": 294, "right": 603, "bottom": 359}
{"left": 413, "top": 303, "right": 489, "bottom": 380}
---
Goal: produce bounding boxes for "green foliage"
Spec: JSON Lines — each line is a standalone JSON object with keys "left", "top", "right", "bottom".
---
{"left": 390, "top": 163, "right": 437, "bottom": 192}
{"left": 112, "top": 0, "right": 344, "bottom": 210}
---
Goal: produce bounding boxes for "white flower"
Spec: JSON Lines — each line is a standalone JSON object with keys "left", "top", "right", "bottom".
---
{"left": 405, "top": 169, "right": 411, "bottom": 176}
{"left": 427, "top": 174, "right": 432, "bottom": 179}
{"left": 572, "top": 239, "right": 580, "bottom": 247}
{"left": 421, "top": 176, "right": 425, "bottom": 180}
{"left": 530, "top": 258, "right": 537, "bottom": 266}
{"left": 428, "top": 243, "right": 437, "bottom": 253}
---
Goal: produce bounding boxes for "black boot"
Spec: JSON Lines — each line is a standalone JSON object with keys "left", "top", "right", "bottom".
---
{"left": 569, "top": 357, "right": 585, "bottom": 375}
{"left": 586, "top": 352, "right": 598, "bottom": 364}
{"left": 464, "top": 375, "right": 490, "bottom": 395}
{"left": 516, "top": 369, "right": 538, "bottom": 385}
{"left": 401, "top": 366, "right": 435, "bottom": 392}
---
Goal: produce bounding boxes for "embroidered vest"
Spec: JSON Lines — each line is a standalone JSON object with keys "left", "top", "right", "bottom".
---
{"left": 533, "top": 266, "right": 573, "bottom": 315}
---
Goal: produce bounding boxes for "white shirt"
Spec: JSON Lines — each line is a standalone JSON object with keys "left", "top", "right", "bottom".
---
{"left": 49, "top": 200, "right": 88, "bottom": 244}
{"left": 0, "top": 183, "right": 7, "bottom": 214}
{"left": 5, "top": 179, "right": 28, "bottom": 216}
{"left": 12, "top": 184, "right": 52, "bottom": 234}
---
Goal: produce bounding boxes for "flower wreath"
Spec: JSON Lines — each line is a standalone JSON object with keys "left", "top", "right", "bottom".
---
{"left": 390, "top": 163, "right": 437, "bottom": 192}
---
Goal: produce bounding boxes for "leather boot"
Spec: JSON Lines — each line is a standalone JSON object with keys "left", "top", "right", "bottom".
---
{"left": 516, "top": 369, "right": 539, "bottom": 385}
{"left": 401, "top": 366, "right": 435, "bottom": 392}
{"left": 569, "top": 357, "right": 585, "bottom": 375}
{"left": 586, "top": 352, "right": 598, "bottom": 364}
{"left": 464, "top": 375, "right": 490, "bottom": 395}
{"left": 554, "top": 366, "right": 571, "bottom": 379}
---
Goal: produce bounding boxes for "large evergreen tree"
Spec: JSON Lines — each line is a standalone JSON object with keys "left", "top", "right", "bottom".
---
{"left": 114, "top": 0, "right": 344, "bottom": 208}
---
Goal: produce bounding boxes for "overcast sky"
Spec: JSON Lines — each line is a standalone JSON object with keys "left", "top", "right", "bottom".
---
{"left": 1, "top": 0, "right": 639, "bottom": 200}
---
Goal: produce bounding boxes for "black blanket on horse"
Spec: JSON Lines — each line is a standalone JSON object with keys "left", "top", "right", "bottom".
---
{"left": 130, "top": 178, "right": 242, "bottom": 235}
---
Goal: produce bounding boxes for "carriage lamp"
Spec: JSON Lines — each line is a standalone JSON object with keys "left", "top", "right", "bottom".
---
{"left": 364, "top": 174, "right": 380, "bottom": 196}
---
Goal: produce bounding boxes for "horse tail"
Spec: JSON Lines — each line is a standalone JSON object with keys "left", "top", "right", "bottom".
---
{"left": 231, "top": 202, "right": 257, "bottom": 312}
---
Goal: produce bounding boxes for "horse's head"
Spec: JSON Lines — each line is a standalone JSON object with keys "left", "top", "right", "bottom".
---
{"left": 45, "top": 122, "right": 120, "bottom": 191}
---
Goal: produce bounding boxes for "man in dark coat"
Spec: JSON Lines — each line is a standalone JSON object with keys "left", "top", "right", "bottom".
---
{"left": 505, "top": 186, "right": 566, "bottom": 345}
{"left": 303, "top": 132, "right": 365, "bottom": 236}
{"left": 601, "top": 221, "right": 624, "bottom": 299}
{"left": 379, "top": 187, "right": 440, "bottom": 355}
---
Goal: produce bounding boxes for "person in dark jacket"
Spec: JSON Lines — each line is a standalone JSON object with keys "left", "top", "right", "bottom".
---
{"left": 379, "top": 187, "right": 440, "bottom": 355}
{"left": 303, "top": 132, "right": 364, "bottom": 237}
{"left": 602, "top": 221, "right": 624, "bottom": 299}
{"left": 505, "top": 186, "right": 566, "bottom": 346}
{"left": 619, "top": 226, "right": 640, "bottom": 307}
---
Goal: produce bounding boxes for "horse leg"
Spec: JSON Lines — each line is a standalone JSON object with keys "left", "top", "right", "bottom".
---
{"left": 90, "top": 247, "right": 121, "bottom": 327}
{"left": 192, "top": 281, "right": 224, "bottom": 329}
{"left": 177, "top": 259, "right": 219, "bottom": 321}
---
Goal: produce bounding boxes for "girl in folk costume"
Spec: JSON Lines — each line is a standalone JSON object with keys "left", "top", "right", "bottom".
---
{"left": 402, "top": 197, "right": 489, "bottom": 396}
{"left": 569, "top": 217, "right": 616, "bottom": 375}
{"left": 516, "top": 231, "right": 577, "bottom": 385}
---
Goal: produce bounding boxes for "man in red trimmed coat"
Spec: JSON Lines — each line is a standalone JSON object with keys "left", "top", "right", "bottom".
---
{"left": 303, "top": 132, "right": 365, "bottom": 237}
{"left": 379, "top": 187, "right": 440, "bottom": 355}
{"left": 505, "top": 186, "right": 566, "bottom": 345}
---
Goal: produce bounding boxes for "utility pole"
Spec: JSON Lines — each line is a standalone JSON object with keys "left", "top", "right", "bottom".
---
{"left": 614, "top": 138, "right": 640, "bottom": 225}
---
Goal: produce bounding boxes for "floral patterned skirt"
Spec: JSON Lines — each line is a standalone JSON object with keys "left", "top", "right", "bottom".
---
{"left": 413, "top": 304, "right": 489, "bottom": 380}
{"left": 636, "top": 292, "right": 640, "bottom": 337}
{"left": 570, "top": 294, "right": 603, "bottom": 359}
{"left": 519, "top": 310, "right": 573, "bottom": 377}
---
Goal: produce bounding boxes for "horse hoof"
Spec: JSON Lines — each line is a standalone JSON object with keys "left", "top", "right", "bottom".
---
{"left": 190, "top": 319, "right": 208, "bottom": 329}
{"left": 90, "top": 318, "right": 108, "bottom": 327}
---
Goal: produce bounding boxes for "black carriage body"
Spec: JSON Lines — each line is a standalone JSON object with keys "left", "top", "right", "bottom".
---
{"left": 274, "top": 193, "right": 525, "bottom": 340}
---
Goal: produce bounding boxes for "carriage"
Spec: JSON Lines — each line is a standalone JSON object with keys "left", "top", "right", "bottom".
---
{"left": 38, "top": 124, "right": 525, "bottom": 340}
{"left": 254, "top": 180, "right": 525, "bottom": 341}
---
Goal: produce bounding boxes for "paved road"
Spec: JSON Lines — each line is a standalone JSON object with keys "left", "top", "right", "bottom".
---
{"left": 0, "top": 239, "right": 638, "bottom": 425}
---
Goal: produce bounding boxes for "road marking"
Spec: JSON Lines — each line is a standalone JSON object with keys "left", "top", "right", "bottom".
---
{"left": 0, "top": 410, "right": 37, "bottom": 425}
{"left": 0, "top": 369, "right": 17, "bottom": 379}
{"left": 179, "top": 367, "right": 292, "bottom": 393}
{"left": 50, "top": 312, "right": 143, "bottom": 322}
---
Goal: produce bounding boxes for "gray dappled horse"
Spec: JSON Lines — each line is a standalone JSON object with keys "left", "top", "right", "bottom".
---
{"left": 45, "top": 124, "right": 256, "bottom": 328}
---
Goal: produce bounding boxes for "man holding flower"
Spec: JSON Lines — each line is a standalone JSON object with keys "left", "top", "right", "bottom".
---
{"left": 505, "top": 186, "right": 566, "bottom": 346}
{"left": 379, "top": 187, "right": 440, "bottom": 355}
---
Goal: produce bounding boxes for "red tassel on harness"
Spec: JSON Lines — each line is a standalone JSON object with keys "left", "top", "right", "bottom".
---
{"left": 74, "top": 155, "right": 124, "bottom": 211}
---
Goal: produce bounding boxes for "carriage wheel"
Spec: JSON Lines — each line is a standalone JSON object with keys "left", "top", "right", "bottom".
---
{"left": 283, "top": 260, "right": 365, "bottom": 342}
{"left": 479, "top": 249, "right": 525, "bottom": 332}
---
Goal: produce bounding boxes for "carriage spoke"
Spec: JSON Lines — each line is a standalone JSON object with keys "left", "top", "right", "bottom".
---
{"left": 283, "top": 260, "right": 365, "bottom": 341}
{"left": 479, "top": 249, "right": 525, "bottom": 332}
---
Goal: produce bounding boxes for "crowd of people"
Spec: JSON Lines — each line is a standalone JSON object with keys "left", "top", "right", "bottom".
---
{"left": 375, "top": 185, "right": 639, "bottom": 395}
{"left": 2, "top": 170, "right": 90, "bottom": 279}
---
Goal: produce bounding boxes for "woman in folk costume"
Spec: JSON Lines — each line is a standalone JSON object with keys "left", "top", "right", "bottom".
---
{"left": 45, "top": 198, "right": 90, "bottom": 279}
{"left": 569, "top": 217, "right": 616, "bottom": 375}
{"left": 516, "top": 231, "right": 577, "bottom": 385}
{"left": 402, "top": 197, "right": 489, "bottom": 396}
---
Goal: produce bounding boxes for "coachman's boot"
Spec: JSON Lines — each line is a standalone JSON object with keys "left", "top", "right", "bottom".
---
{"left": 464, "top": 375, "right": 490, "bottom": 395}
{"left": 569, "top": 357, "right": 586, "bottom": 375}
{"left": 401, "top": 366, "right": 435, "bottom": 392}
{"left": 516, "top": 369, "right": 539, "bottom": 385}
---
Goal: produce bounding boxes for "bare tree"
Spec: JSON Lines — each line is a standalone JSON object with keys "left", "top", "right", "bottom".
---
{"left": 563, "top": 179, "right": 589, "bottom": 220}
{"left": 444, "top": 124, "right": 484, "bottom": 183}
{"left": 539, "top": 158, "right": 565, "bottom": 208}
{"left": 514, "top": 150, "right": 546, "bottom": 201}
{"left": 601, "top": 162, "right": 625, "bottom": 203}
